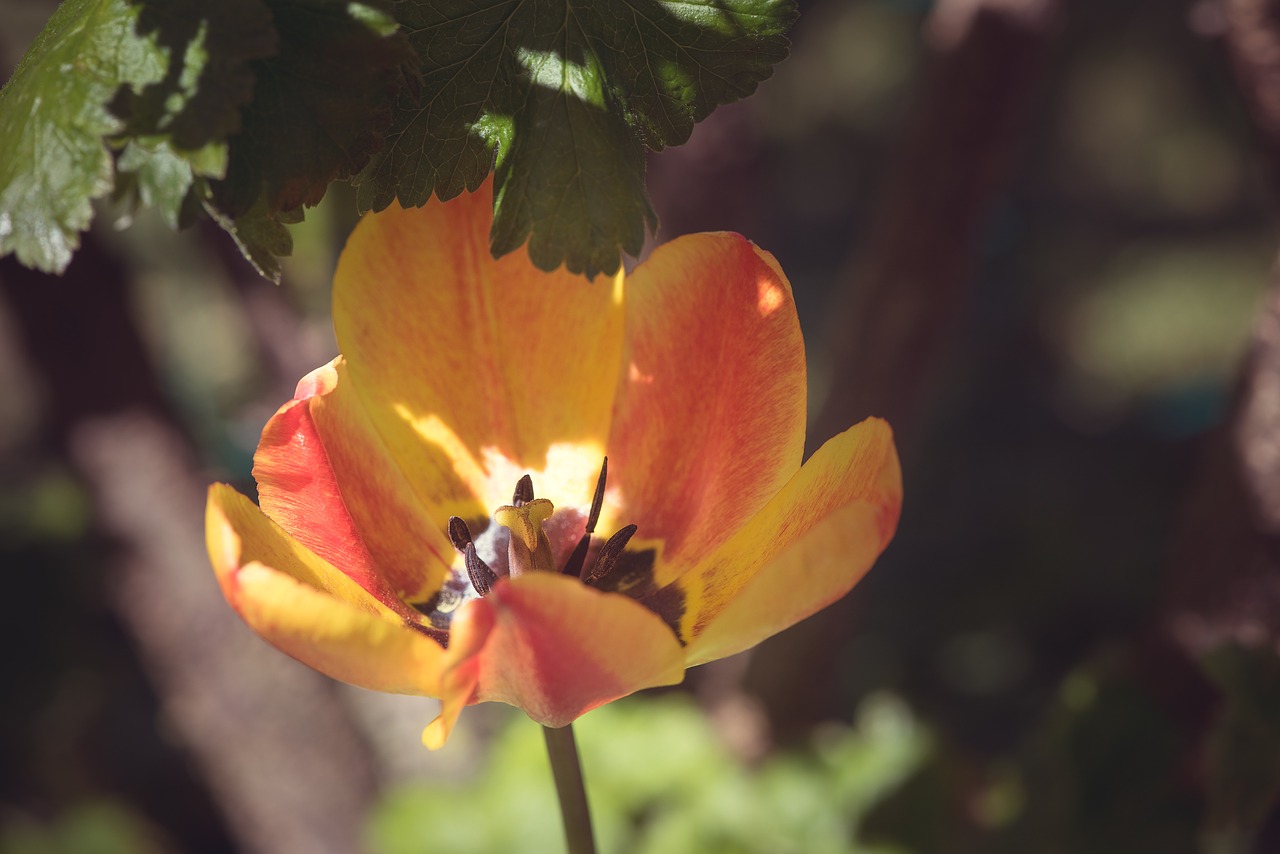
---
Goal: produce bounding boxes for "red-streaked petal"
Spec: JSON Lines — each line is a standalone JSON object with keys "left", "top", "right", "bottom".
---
{"left": 464, "top": 572, "right": 687, "bottom": 728}
{"left": 331, "top": 181, "right": 626, "bottom": 517}
{"left": 677, "top": 418, "right": 902, "bottom": 666}
{"left": 254, "top": 359, "right": 454, "bottom": 606}
{"left": 210, "top": 483, "right": 397, "bottom": 617}
{"left": 206, "top": 485, "right": 452, "bottom": 695}
{"left": 252, "top": 362, "right": 392, "bottom": 605}
{"left": 310, "top": 358, "right": 457, "bottom": 601}
{"left": 607, "top": 234, "right": 807, "bottom": 582}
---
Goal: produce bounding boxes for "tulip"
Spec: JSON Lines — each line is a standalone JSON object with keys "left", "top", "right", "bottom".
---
{"left": 206, "top": 182, "right": 901, "bottom": 749}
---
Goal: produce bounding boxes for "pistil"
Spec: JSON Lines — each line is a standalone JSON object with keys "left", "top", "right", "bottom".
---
{"left": 494, "top": 498, "right": 555, "bottom": 576}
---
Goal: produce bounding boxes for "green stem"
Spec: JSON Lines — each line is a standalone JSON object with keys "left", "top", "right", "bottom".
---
{"left": 542, "top": 723, "right": 597, "bottom": 854}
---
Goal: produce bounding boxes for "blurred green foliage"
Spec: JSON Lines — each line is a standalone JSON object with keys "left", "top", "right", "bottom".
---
{"left": 367, "top": 693, "right": 928, "bottom": 854}
{"left": 0, "top": 801, "right": 162, "bottom": 854}
{"left": 1202, "top": 645, "right": 1280, "bottom": 853}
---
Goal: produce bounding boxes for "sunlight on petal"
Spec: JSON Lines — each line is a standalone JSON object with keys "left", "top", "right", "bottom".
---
{"left": 757, "top": 276, "right": 786, "bottom": 316}
{"left": 394, "top": 406, "right": 489, "bottom": 512}
{"left": 477, "top": 442, "right": 610, "bottom": 518}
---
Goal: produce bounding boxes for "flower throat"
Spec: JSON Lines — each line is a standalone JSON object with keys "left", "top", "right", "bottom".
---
{"left": 445, "top": 458, "right": 638, "bottom": 598}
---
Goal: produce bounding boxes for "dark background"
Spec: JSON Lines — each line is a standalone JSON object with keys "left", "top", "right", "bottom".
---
{"left": 4, "top": 0, "right": 1280, "bottom": 851}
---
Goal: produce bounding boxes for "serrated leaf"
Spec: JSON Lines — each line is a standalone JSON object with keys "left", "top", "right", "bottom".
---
{"left": 107, "top": 0, "right": 271, "bottom": 238}
{"left": 211, "top": 0, "right": 418, "bottom": 219}
{"left": 114, "top": 138, "right": 197, "bottom": 229}
{"left": 202, "top": 192, "right": 294, "bottom": 283}
{"left": 118, "top": 0, "right": 278, "bottom": 151}
{"left": 357, "top": 0, "right": 796, "bottom": 277}
{"left": 180, "top": 0, "right": 419, "bottom": 279}
{"left": 0, "top": 0, "right": 167, "bottom": 272}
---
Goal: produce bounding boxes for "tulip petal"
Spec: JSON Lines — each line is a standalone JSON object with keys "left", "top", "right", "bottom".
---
{"left": 607, "top": 234, "right": 807, "bottom": 584}
{"left": 255, "top": 358, "right": 458, "bottom": 605}
{"left": 464, "top": 572, "right": 687, "bottom": 728}
{"left": 207, "top": 485, "right": 455, "bottom": 696}
{"left": 331, "top": 181, "right": 626, "bottom": 518}
{"left": 252, "top": 361, "right": 418, "bottom": 608}
{"left": 677, "top": 418, "right": 902, "bottom": 667}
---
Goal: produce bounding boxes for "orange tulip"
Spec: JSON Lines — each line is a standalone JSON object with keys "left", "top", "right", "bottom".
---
{"left": 206, "top": 183, "right": 901, "bottom": 749}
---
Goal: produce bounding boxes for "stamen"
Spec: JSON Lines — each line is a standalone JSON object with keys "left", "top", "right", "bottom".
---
{"left": 512, "top": 474, "right": 534, "bottom": 507}
{"left": 562, "top": 536, "right": 590, "bottom": 578}
{"left": 583, "top": 524, "right": 637, "bottom": 586}
{"left": 465, "top": 543, "right": 497, "bottom": 596}
{"left": 561, "top": 457, "right": 608, "bottom": 578}
{"left": 447, "top": 516, "right": 473, "bottom": 553}
{"left": 587, "top": 456, "right": 607, "bottom": 535}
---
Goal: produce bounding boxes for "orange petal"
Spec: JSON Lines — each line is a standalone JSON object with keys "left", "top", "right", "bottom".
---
{"left": 206, "top": 484, "right": 453, "bottom": 695}
{"left": 253, "top": 361, "right": 399, "bottom": 607}
{"left": 331, "top": 181, "right": 626, "bottom": 516}
{"left": 258, "top": 358, "right": 457, "bottom": 604}
{"left": 607, "top": 234, "right": 807, "bottom": 585}
{"left": 678, "top": 418, "right": 902, "bottom": 667}
{"left": 463, "top": 571, "right": 687, "bottom": 728}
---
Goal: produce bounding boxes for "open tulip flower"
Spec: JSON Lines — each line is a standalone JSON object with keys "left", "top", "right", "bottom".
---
{"left": 206, "top": 183, "right": 902, "bottom": 749}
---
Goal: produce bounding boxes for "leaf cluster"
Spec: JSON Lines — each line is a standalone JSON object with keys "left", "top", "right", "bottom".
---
{"left": 0, "top": 0, "right": 795, "bottom": 281}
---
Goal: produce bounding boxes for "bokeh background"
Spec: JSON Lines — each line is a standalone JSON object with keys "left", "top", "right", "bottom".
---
{"left": 4, "top": 0, "right": 1280, "bottom": 851}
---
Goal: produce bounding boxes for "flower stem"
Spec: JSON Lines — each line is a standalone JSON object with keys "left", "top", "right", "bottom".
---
{"left": 542, "top": 723, "right": 597, "bottom": 854}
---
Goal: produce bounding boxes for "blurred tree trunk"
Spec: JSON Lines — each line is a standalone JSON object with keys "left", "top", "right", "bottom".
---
{"left": 1158, "top": 0, "right": 1280, "bottom": 845}
{"left": 0, "top": 236, "right": 378, "bottom": 854}
{"left": 807, "top": 0, "right": 1060, "bottom": 454}
{"left": 753, "top": 0, "right": 1061, "bottom": 735}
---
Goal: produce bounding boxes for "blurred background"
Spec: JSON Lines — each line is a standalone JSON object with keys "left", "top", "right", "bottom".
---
{"left": 4, "top": 0, "right": 1280, "bottom": 851}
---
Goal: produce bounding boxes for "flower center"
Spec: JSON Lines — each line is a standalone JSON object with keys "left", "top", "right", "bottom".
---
{"left": 443, "top": 457, "right": 638, "bottom": 600}
{"left": 407, "top": 458, "right": 660, "bottom": 646}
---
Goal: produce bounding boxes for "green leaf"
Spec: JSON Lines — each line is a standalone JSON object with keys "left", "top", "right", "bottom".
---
{"left": 1, "top": 0, "right": 415, "bottom": 280}
{"left": 0, "top": 0, "right": 167, "bottom": 273}
{"left": 120, "top": 0, "right": 277, "bottom": 152}
{"left": 357, "top": 0, "right": 797, "bottom": 277}
{"left": 114, "top": 138, "right": 199, "bottom": 229}
{"left": 203, "top": 0, "right": 418, "bottom": 278}
{"left": 202, "top": 192, "right": 296, "bottom": 283}
{"left": 212, "top": 0, "right": 418, "bottom": 218}
{"left": 111, "top": 0, "right": 276, "bottom": 253}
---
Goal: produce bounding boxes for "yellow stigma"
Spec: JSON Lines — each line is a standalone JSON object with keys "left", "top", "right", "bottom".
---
{"left": 494, "top": 494, "right": 555, "bottom": 573}
{"left": 494, "top": 498, "right": 554, "bottom": 550}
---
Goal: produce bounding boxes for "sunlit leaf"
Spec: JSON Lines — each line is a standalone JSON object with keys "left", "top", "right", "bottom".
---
{"left": 356, "top": 0, "right": 797, "bottom": 277}
{"left": 0, "top": 0, "right": 166, "bottom": 272}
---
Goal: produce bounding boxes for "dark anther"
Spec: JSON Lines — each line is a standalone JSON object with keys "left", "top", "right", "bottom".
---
{"left": 465, "top": 543, "right": 497, "bottom": 596}
{"left": 447, "top": 516, "right": 473, "bottom": 553}
{"left": 562, "top": 536, "right": 591, "bottom": 578}
{"left": 562, "top": 457, "right": 609, "bottom": 578}
{"left": 513, "top": 474, "right": 534, "bottom": 507}
{"left": 587, "top": 457, "right": 607, "bottom": 534}
{"left": 583, "top": 524, "right": 637, "bottom": 586}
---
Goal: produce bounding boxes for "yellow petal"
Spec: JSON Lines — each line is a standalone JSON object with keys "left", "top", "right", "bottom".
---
{"left": 206, "top": 485, "right": 451, "bottom": 695}
{"left": 209, "top": 483, "right": 403, "bottom": 617}
{"left": 678, "top": 418, "right": 902, "bottom": 666}
{"left": 606, "top": 233, "right": 808, "bottom": 583}
{"left": 331, "top": 181, "right": 626, "bottom": 516}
